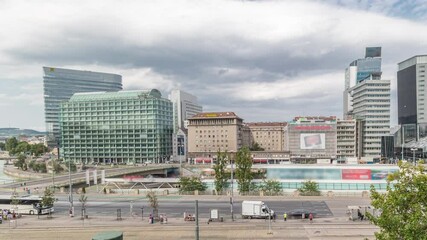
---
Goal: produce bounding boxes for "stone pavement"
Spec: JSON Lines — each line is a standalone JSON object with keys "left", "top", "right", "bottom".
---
{"left": 0, "top": 211, "right": 377, "bottom": 240}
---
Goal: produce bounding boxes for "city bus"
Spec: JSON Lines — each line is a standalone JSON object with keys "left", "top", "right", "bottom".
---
{"left": 0, "top": 195, "right": 54, "bottom": 215}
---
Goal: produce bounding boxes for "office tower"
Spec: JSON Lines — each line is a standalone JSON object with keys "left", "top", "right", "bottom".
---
{"left": 59, "top": 90, "right": 173, "bottom": 164}
{"left": 343, "top": 47, "right": 382, "bottom": 119}
{"left": 43, "top": 67, "right": 122, "bottom": 148}
{"left": 397, "top": 55, "right": 427, "bottom": 144}
{"left": 168, "top": 90, "right": 203, "bottom": 162}
{"left": 345, "top": 47, "right": 390, "bottom": 159}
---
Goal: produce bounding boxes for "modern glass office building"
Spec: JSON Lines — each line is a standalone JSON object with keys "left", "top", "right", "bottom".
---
{"left": 59, "top": 89, "right": 173, "bottom": 164}
{"left": 43, "top": 67, "right": 122, "bottom": 148}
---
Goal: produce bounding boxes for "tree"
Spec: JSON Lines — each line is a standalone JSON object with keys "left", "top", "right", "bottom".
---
{"left": 298, "top": 180, "right": 321, "bottom": 196}
{"left": 79, "top": 194, "right": 88, "bottom": 219}
{"left": 14, "top": 154, "right": 26, "bottom": 170}
{"left": 235, "top": 146, "right": 253, "bottom": 194}
{"left": 259, "top": 179, "right": 282, "bottom": 196}
{"left": 368, "top": 162, "right": 427, "bottom": 240}
{"left": 213, "top": 150, "right": 228, "bottom": 194}
{"left": 178, "top": 176, "right": 207, "bottom": 193}
{"left": 15, "top": 142, "right": 31, "bottom": 155}
{"left": 249, "top": 142, "right": 264, "bottom": 151}
{"left": 31, "top": 143, "right": 48, "bottom": 157}
{"left": 146, "top": 191, "right": 159, "bottom": 219}
{"left": 11, "top": 190, "right": 20, "bottom": 210}
{"left": 41, "top": 188, "right": 57, "bottom": 207}
{"left": 0, "top": 142, "right": 5, "bottom": 151}
{"left": 5, "top": 137, "right": 18, "bottom": 154}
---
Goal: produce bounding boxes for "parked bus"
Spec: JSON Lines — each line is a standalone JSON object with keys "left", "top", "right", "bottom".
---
{"left": 0, "top": 195, "right": 54, "bottom": 215}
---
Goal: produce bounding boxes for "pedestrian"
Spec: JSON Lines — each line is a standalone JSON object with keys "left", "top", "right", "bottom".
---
{"left": 283, "top": 212, "right": 287, "bottom": 221}
{"left": 309, "top": 213, "right": 313, "bottom": 223}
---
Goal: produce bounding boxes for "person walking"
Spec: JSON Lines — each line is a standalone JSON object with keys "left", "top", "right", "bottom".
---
{"left": 283, "top": 212, "right": 287, "bottom": 221}
{"left": 309, "top": 213, "right": 313, "bottom": 223}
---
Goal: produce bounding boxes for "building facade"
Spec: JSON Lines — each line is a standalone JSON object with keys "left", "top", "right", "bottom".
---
{"left": 43, "top": 67, "right": 122, "bottom": 148}
{"left": 336, "top": 119, "right": 357, "bottom": 161}
{"left": 187, "top": 112, "right": 247, "bottom": 162}
{"left": 245, "top": 122, "right": 287, "bottom": 151}
{"left": 287, "top": 116, "right": 337, "bottom": 163}
{"left": 59, "top": 90, "right": 173, "bottom": 164}
{"left": 168, "top": 90, "right": 203, "bottom": 163}
{"left": 397, "top": 55, "right": 427, "bottom": 146}
{"left": 350, "top": 80, "right": 391, "bottom": 158}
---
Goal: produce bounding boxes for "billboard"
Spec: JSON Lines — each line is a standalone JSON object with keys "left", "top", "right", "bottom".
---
{"left": 342, "top": 169, "right": 371, "bottom": 180}
{"left": 300, "top": 133, "right": 325, "bottom": 149}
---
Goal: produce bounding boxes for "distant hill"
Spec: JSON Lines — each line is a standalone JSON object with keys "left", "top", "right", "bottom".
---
{"left": 0, "top": 128, "right": 46, "bottom": 137}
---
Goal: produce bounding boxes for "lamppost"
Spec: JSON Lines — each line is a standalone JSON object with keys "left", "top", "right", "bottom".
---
{"left": 230, "top": 155, "right": 234, "bottom": 221}
{"left": 67, "top": 152, "right": 74, "bottom": 217}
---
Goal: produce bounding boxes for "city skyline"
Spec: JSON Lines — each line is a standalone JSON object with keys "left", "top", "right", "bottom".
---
{"left": 1, "top": 0, "right": 427, "bottom": 131}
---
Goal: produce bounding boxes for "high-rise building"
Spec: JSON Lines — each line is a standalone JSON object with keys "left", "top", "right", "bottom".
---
{"left": 343, "top": 47, "right": 382, "bottom": 119}
{"left": 344, "top": 47, "right": 390, "bottom": 159}
{"left": 397, "top": 55, "right": 427, "bottom": 144}
{"left": 168, "top": 90, "right": 203, "bottom": 162}
{"left": 59, "top": 90, "right": 173, "bottom": 164}
{"left": 43, "top": 67, "right": 122, "bottom": 148}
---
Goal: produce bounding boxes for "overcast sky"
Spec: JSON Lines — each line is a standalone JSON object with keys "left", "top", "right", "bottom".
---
{"left": 1, "top": 0, "right": 427, "bottom": 131}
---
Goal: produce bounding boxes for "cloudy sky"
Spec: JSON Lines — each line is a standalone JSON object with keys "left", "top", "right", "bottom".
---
{"left": 1, "top": 0, "right": 427, "bottom": 131}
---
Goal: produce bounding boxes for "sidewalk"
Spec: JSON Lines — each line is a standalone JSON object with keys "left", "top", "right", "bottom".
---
{"left": 0, "top": 213, "right": 377, "bottom": 240}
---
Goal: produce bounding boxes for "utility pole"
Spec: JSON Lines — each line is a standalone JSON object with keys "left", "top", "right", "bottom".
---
{"left": 68, "top": 153, "right": 74, "bottom": 217}
{"left": 195, "top": 200, "right": 199, "bottom": 240}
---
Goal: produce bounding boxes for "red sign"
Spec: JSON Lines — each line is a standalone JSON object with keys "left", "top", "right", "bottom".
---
{"left": 342, "top": 169, "right": 371, "bottom": 180}
{"left": 294, "top": 126, "right": 332, "bottom": 131}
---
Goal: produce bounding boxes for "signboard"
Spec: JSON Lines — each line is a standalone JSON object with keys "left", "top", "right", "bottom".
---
{"left": 300, "top": 133, "right": 325, "bottom": 149}
{"left": 210, "top": 209, "right": 219, "bottom": 219}
{"left": 342, "top": 169, "right": 371, "bottom": 180}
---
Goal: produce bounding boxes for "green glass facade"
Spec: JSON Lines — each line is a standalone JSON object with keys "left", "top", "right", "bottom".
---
{"left": 59, "top": 89, "right": 173, "bottom": 164}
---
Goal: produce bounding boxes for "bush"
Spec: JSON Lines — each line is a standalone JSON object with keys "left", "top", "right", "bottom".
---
{"left": 298, "top": 180, "right": 321, "bottom": 196}
{"left": 178, "top": 176, "right": 207, "bottom": 192}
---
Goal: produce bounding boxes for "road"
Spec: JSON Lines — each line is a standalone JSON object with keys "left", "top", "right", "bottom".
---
{"left": 53, "top": 198, "right": 334, "bottom": 219}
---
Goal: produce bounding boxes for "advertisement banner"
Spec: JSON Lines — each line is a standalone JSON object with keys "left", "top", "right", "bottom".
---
{"left": 300, "top": 133, "right": 325, "bottom": 149}
{"left": 342, "top": 169, "right": 371, "bottom": 180}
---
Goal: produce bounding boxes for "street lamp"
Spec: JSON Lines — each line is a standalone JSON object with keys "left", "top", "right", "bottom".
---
{"left": 67, "top": 152, "right": 74, "bottom": 217}
{"left": 229, "top": 155, "right": 234, "bottom": 221}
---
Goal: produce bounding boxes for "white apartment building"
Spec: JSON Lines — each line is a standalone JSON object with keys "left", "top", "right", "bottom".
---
{"left": 350, "top": 80, "right": 390, "bottom": 158}
{"left": 336, "top": 119, "right": 357, "bottom": 160}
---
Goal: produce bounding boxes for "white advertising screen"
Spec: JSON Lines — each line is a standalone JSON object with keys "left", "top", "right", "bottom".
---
{"left": 300, "top": 133, "right": 325, "bottom": 149}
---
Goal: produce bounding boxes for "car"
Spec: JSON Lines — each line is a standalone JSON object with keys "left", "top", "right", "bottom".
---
{"left": 287, "top": 209, "right": 316, "bottom": 218}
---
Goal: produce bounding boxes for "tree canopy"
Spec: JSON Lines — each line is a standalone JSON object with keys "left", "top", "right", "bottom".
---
{"left": 235, "top": 146, "right": 253, "bottom": 194}
{"left": 178, "top": 176, "right": 207, "bottom": 192}
{"left": 369, "top": 162, "right": 427, "bottom": 240}
{"left": 298, "top": 180, "right": 321, "bottom": 196}
{"left": 249, "top": 142, "right": 265, "bottom": 151}
{"left": 213, "top": 150, "right": 228, "bottom": 194}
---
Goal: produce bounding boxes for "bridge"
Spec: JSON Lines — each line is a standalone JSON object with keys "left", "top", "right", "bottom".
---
{"left": 0, "top": 165, "right": 179, "bottom": 190}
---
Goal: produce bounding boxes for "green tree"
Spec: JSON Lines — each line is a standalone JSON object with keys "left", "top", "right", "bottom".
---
{"left": 41, "top": 188, "right": 57, "bottom": 207}
{"left": 15, "top": 141, "right": 31, "bottom": 155}
{"left": 368, "top": 162, "right": 427, "bottom": 240}
{"left": 298, "top": 180, "right": 321, "bottom": 196}
{"left": 38, "top": 162, "right": 47, "bottom": 173}
{"left": 5, "top": 137, "right": 18, "bottom": 154}
{"left": 249, "top": 142, "right": 265, "bottom": 151}
{"left": 178, "top": 176, "right": 207, "bottom": 193}
{"left": 31, "top": 143, "right": 48, "bottom": 157}
{"left": 213, "top": 150, "right": 228, "bottom": 194}
{"left": 0, "top": 142, "right": 5, "bottom": 151}
{"left": 14, "top": 154, "right": 26, "bottom": 170}
{"left": 235, "top": 146, "right": 253, "bottom": 194}
{"left": 259, "top": 179, "right": 282, "bottom": 196}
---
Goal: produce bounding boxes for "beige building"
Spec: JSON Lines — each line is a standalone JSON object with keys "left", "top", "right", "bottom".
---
{"left": 336, "top": 119, "right": 357, "bottom": 161}
{"left": 187, "top": 112, "right": 248, "bottom": 161}
{"left": 246, "top": 122, "right": 287, "bottom": 151}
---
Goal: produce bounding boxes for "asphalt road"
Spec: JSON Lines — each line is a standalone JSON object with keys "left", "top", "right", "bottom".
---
{"left": 53, "top": 199, "right": 333, "bottom": 219}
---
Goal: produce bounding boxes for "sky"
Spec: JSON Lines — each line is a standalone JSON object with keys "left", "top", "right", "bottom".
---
{"left": 1, "top": 0, "right": 427, "bottom": 131}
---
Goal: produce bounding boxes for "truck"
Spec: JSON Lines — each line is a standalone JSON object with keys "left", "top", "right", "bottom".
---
{"left": 241, "top": 200, "right": 275, "bottom": 219}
